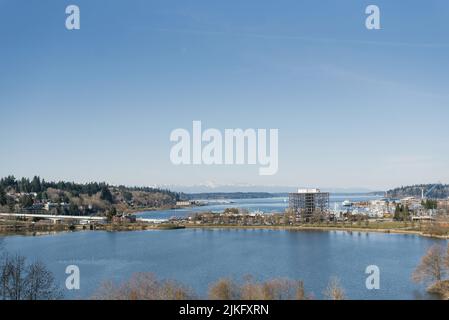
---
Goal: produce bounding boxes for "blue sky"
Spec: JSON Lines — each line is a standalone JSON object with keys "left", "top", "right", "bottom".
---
{"left": 1, "top": 0, "right": 448, "bottom": 190}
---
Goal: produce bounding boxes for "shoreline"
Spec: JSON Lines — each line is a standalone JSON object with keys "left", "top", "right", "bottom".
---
{"left": 183, "top": 224, "right": 449, "bottom": 239}
{"left": 125, "top": 204, "right": 205, "bottom": 214}
{"left": 1, "top": 221, "right": 448, "bottom": 239}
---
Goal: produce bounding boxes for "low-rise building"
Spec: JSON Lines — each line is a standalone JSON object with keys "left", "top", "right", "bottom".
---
{"left": 112, "top": 214, "right": 137, "bottom": 223}
{"left": 176, "top": 200, "right": 194, "bottom": 206}
{"left": 44, "top": 202, "right": 58, "bottom": 211}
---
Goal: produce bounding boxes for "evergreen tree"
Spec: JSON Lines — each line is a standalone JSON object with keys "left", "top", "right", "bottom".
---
{"left": 394, "top": 204, "right": 401, "bottom": 221}
{"left": 0, "top": 186, "right": 7, "bottom": 206}
{"left": 122, "top": 191, "right": 133, "bottom": 202}
{"left": 403, "top": 205, "right": 410, "bottom": 221}
{"left": 31, "top": 176, "right": 42, "bottom": 193}
{"left": 422, "top": 199, "right": 438, "bottom": 210}
{"left": 7, "top": 196, "right": 15, "bottom": 212}
{"left": 20, "top": 195, "right": 34, "bottom": 208}
{"left": 100, "top": 187, "right": 114, "bottom": 203}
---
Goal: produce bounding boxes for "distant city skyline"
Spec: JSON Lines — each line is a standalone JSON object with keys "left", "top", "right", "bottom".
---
{"left": 1, "top": 0, "right": 449, "bottom": 190}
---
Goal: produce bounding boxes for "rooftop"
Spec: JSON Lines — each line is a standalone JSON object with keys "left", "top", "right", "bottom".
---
{"left": 296, "top": 188, "right": 322, "bottom": 194}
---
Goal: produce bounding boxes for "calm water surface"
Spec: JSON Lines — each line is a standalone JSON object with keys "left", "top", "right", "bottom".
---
{"left": 1, "top": 228, "right": 446, "bottom": 300}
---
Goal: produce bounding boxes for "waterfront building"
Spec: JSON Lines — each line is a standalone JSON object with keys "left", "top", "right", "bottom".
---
{"left": 176, "top": 200, "right": 195, "bottom": 206}
{"left": 44, "top": 202, "right": 58, "bottom": 211}
{"left": 288, "top": 188, "right": 329, "bottom": 221}
{"left": 368, "top": 199, "right": 395, "bottom": 218}
{"left": 112, "top": 214, "right": 137, "bottom": 223}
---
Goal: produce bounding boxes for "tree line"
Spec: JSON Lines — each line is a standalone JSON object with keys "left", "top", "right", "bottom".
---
{"left": 388, "top": 184, "right": 449, "bottom": 199}
{"left": 394, "top": 204, "right": 411, "bottom": 221}
{"left": 0, "top": 176, "right": 180, "bottom": 199}
{"left": 0, "top": 175, "right": 107, "bottom": 196}
{"left": 0, "top": 176, "right": 182, "bottom": 213}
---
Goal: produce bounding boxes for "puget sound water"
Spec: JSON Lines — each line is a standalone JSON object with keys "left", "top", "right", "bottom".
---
{"left": 137, "top": 194, "right": 382, "bottom": 220}
{"left": 1, "top": 197, "right": 447, "bottom": 300}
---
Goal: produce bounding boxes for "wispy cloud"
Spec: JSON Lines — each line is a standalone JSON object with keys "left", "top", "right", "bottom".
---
{"left": 146, "top": 27, "right": 449, "bottom": 49}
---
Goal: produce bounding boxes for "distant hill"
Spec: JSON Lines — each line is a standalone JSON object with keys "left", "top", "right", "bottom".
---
{"left": 386, "top": 184, "right": 449, "bottom": 199}
{"left": 0, "top": 175, "right": 182, "bottom": 215}
{"left": 164, "top": 184, "right": 377, "bottom": 194}
{"left": 186, "top": 191, "right": 382, "bottom": 200}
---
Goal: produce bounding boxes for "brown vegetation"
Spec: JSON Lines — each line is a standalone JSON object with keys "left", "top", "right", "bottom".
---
{"left": 92, "top": 273, "right": 323, "bottom": 300}
{"left": 323, "top": 277, "right": 346, "bottom": 300}
{"left": 92, "top": 273, "right": 196, "bottom": 300}
{"left": 0, "top": 252, "right": 62, "bottom": 300}
{"left": 412, "top": 244, "right": 449, "bottom": 299}
{"left": 208, "top": 276, "right": 310, "bottom": 300}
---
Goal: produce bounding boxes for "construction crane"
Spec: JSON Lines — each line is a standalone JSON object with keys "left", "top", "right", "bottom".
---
{"left": 421, "top": 182, "right": 442, "bottom": 200}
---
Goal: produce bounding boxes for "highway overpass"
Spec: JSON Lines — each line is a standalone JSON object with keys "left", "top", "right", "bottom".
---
{"left": 0, "top": 213, "right": 107, "bottom": 223}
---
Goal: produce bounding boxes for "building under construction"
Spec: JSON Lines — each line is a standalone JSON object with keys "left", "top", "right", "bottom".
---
{"left": 288, "top": 188, "right": 329, "bottom": 221}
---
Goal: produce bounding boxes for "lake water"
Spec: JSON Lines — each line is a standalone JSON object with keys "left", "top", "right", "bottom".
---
{"left": 1, "top": 228, "right": 447, "bottom": 300}
{"left": 138, "top": 195, "right": 381, "bottom": 219}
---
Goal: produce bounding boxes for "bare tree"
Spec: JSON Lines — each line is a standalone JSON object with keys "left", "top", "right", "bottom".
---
{"left": 209, "top": 276, "right": 310, "bottom": 300}
{"left": 0, "top": 253, "right": 61, "bottom": 300}
{"left": 160, "top": 279, "right": 195, "bottom": 300}
{"left": 424, "top": 221, "right": 448, "bottom": 237}
{"left": 311, "top": 211, "right": 325, "bottom": 224}
{"left": 25, "top": 261, "right": 62, "bottom": 300}
{"left": 446, "top": 244, "right": 449, "bottom": 271}
{"left": 91, "top": 280, "right": 122, "bottom": 300}
{"left": 261, "top": 279, "right": 308, "bottom": 300}
{"left": 208, "top": 278, "right": 240, "bottom": 300}
{"left": 412, "top": 244, "right": 447, "bottom": 285}
{"left": 240, "top": 276, "right": 264, "bottom": 300}
{"left": 323, "top": 277, "right": 345, "bottom": 300}
{"left": 294, "top": 280, "right": 308, "bottom": 300}
{"left": 0, "top": 254, "right": 26, "bottom": 300}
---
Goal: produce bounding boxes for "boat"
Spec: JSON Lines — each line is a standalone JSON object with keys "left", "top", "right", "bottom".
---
{"left": 342, "top": 200, "right": 353, "bottom": 207}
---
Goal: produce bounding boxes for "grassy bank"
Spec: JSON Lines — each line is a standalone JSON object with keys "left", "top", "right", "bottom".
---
{"left": 1, "top": 219, "right": 447, "bottom": 239}
{"left": 184, "top": 223, "right": 449, "bottom": 239}
{"left": 0, "top": 219, "right": 70, "bottom": 234}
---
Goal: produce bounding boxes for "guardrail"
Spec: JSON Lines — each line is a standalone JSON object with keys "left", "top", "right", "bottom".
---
{"left": 0, "top": 213, "right": 106, "bottom": 221}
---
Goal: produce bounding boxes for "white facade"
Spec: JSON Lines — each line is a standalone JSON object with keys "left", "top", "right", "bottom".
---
{"left": 297, "top": 188, "right": 321, "bottom": 194}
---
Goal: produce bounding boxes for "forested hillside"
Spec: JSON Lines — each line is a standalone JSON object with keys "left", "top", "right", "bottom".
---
{"left": 387, "top": 184, "right": 449, "bottom": 199}
{"left": 0, "top": 176, "right": 181, "bottom": 215}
